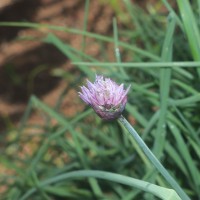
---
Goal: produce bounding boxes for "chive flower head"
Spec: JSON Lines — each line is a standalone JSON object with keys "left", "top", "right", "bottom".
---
{"left": 79, "top": 75, "right": 130, "bottom": 120}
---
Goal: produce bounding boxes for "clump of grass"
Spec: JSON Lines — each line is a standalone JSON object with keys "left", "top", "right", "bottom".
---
{"left": 0, "top": 1, "right": 200, "bottom": 199}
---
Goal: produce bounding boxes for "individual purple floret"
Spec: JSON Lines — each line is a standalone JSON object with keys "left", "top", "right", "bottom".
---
{"left": 78, "top": 75, "right": 130, "bottom": 120}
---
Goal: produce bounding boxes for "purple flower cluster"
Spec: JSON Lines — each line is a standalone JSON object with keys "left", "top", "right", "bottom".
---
{"left": 79, "top": 75, "right": 130, "bottom": 120}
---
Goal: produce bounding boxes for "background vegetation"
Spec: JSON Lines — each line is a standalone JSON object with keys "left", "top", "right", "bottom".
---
{"left": 0, "top": 0, "right": 199, "bottom": 199}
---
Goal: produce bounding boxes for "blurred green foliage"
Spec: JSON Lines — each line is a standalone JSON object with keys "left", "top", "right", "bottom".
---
{"left": 0, "top": 0, "right": 200, "bottom": 199}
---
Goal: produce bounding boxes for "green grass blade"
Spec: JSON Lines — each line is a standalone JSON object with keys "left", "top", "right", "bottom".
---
{"left": 30, "top": 96, "right": 103, "bottom": 197}
{"left": 168, "top": 121, "right": 200, "bottom": 196}
{"left": 118, "top": 116, "right": 190, "bottom": 200}
{"left": 0, "top": 21, "right": 159, "bottom": 60}
{"left": 176, "top": 0, "right": 200, "bottom": 76}
{"left": 20, "top": 170, "right": 181, "bottom": 200}
{"left": 43, "top": 33, "right": 94, "bottom": 78}
{"left": 153, "top": 14, "right": 175, "bottom": 157}
{"left": 113, "top": 18, "right": 128, "bottom": 79}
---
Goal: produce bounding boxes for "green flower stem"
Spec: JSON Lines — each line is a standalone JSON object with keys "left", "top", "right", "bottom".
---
{"left": 118, "top": 115, "right": 190, "bottom": 200}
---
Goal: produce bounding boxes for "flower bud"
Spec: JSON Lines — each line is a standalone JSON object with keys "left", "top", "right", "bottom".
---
{"left": 79, "top": 75, "right": 130, "bottom": 120}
